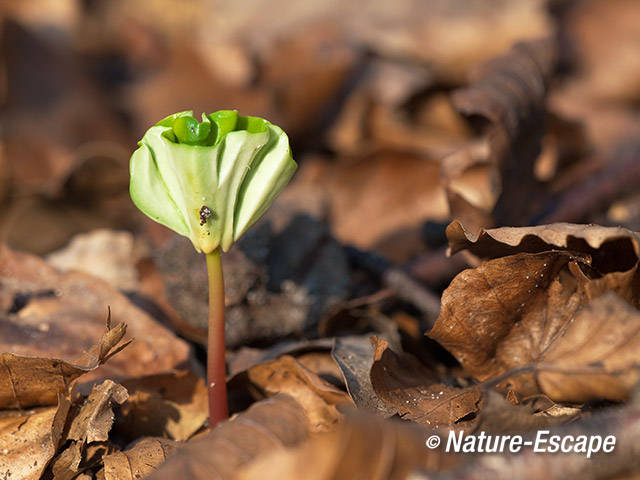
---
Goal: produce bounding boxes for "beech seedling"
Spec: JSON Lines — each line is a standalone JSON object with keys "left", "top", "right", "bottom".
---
{"left": 129, "top": 110, "right": 297, "bottom": 426}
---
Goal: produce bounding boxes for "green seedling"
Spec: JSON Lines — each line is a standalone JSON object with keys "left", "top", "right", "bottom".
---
{"left": 129, "top": 110, "right": 297, "bottom": 426}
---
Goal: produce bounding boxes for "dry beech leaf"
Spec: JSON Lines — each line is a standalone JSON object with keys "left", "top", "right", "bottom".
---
{"left": 148, "top": 394, "right": 312, "bottom": 480}
{"left": 369, "top": 336, "right": 481, "bottom": 430}
{"left": 0, "top": 395, "right": 70, "bottom": 480}
{"left": 446, "top": 221, "right": 640, "bottom": 270}
{"left": 0, "top": 245, "right": 191, "bottom": 384}
{"left": 235, "top": 412, "right": 456, "bottom": 480}
{"left": 331, "top": 336, "right": 398, "bottom": 417}
{"left": 68, "top": 379, "right": 129, "bottom": 443}
{"left": 228, "top": 338, "right": 335, "bottom": 377}
{"left": 536, "top": 293, "right": 640, "bottom": 402}
{"left": 51, "top": 380, "right": 127, "bottom": 480}
{"left": 46, "top": 229, "right": 146, "bottom": 291}
{"left": 240, "top": 355, "right": 352, "bottom": 432}
{"left": 444, "top": 39, "right": 556, "bottom": 231}
{"left": 0, "top": 320, "right": 128, "bottom": 409}
{"left": 101, "top": 437, "right": 179, "bottom": 480}
{"left": 429, "top": 222, "right": 640, "bottom": 402}
{"left": 281, "top": 153, "right": 448, "bottom": 258}
{"left": 116, "top": 370, "right": 208, "bottom": 441}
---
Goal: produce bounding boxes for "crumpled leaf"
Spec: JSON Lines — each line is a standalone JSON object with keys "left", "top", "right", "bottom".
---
{"left": 233, "top": 355, "right": 351, "bottom": 432}
{"left": 429, "top": 222, "right": 640, "bottom": 402}
{"left": 331, "top": 335, "right": 398, "bottom": 417}
{"left": 369, "top": 336, "right": 482, "bottom": 430}
{"left": 101, "top": 437, "right": 179, "bottom": 480}
{"left": 148, "top": 394, "right": 313, "bottom": 480}
{"left": 0, "top": 319, "right": 129, "bottom": 409}
{"left": 446, "top": 221, "right": 640, "bottom": 269}
{"left": 0, "top": 395, "right": 70, "bottom": 480}
{"left": 116, "top": 370, "right": 208, "bottom": 442}
{"left": 51, "top": 380, "right": 128, "bottom": 480}
{"left": 0, "top": 245, "right": 191, "bottom": 384}
{"left": 444, "top": 39, "right": 556, "bottom": 231}
{"left": 536, "top": 293, "right": 640, "bottom": 402}
{"left": 234, "top": 412, "right": 456, "bottom": 480}
{"left": 69, "top": 379, "right": 129, "bottom": 443}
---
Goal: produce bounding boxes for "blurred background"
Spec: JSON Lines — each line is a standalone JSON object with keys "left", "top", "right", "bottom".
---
{"left": 1, "top": 0, "right": 639, "bottom": 261}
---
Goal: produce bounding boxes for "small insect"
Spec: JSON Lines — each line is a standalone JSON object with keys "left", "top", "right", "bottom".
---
{"left": 199, "top": 205, "right": 213, "bottom": 226}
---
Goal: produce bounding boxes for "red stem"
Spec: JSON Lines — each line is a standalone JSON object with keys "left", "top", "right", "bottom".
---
{"left": 206, "top": 249, "right": 228, "bottom": 427}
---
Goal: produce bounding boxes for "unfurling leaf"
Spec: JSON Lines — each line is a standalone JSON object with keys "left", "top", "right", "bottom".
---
{"left": 130, "top": 110, "right": 297, "bottom": 253}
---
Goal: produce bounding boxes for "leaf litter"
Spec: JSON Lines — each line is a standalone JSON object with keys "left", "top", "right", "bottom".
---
{"left": 3, "top": 1, "right": 640, "bottom": 478}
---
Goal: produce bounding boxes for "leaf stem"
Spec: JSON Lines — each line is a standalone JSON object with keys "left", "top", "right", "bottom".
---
{"left": 205, "top": 248, "right": 228, "bottom": 427}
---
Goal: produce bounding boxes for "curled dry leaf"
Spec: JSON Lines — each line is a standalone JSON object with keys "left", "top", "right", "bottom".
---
{"left": 429, "top": 222, "right": 640, "bottom": 402}
{"left": 101, "top": 437, "right": 179, "bottom": 480}
{"left": 148, "top": 394, "right": 312, "bottom": 480}
{"left": 116, "top": 370, "right": 208, "bottom": 442}
{"left": 237, "top": 355, "right": 351, "bottom": 432}
{"left": 235, "top": 412, "right": 456, "bottom": 480}
{"left": 0, "top": 395, "right": 70, "bottom": 480}
{"left": 331, "top": 336, "right": 398, "bottom": 417}
{"left": 444, "top": 39, "right": 556, "bottom": 231}
{"left": 0, "top": 246, "right": 191, "bottom": 383}
{"left": 0, "top": 320, "right": 128, "bottom": 409}
{"left": 51, "top": 380, "right": 128, "bottom": 480}
{"left": 68, "top": 379, "right": 129, "bottom": 443}
{"left": 369, "top": 336, "right": 482, "bottom": 430}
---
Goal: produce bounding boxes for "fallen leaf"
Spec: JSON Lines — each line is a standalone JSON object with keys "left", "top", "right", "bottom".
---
{"left": 536, "top": 293, "right": 640, "bottom": 402}
{"left": 0, "top": 394, "right": 70, "bottom": 480}
{"left": 430, "top": 222, "right": 640, "bottom": 402}
{"left": 148, "top": 394, "right": 312, "bottom": 480}
{"left": 0, "top": 245, "right": 191, "bottom": 384}
{"left": 115, "top": 370, "right": 208, "bottom": 442}
{"left": 235, "top": 411, "right": 455, "bottom": 480}
{"left": 68, "top": 379, "right": 129, "bottom": 443}
{"left": 446, "top": 221, "right": 640, "bottom": 267}
{"left": 228, "top": 338, "right": 335, "bottom": 377}
{"left": 238, "top": 356, "right": 351, "bottom": 432}
{"left": 0, "top": 320, "right": 128, "bottom": 409}
{"left": 101, "top": 437, "right": 179, "bottom": 480}
{"left": 370, "top": 336, "right": 482, "bottom": 430}
{"left": 331, "top": 336, "right": 398, "bottom": 417}
{"left": 46, "top": 229, "right": 147, "bottom": 291}
{"left": 51, "top": 380, "right": 127, "bottom": 480}
{"left": 445, "top": 39, "right": 556, "bottom": 231}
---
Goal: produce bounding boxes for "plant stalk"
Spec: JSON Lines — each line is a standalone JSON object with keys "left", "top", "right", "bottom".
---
{"left": 205, "top": 248, "right": 228, "bottom": 427}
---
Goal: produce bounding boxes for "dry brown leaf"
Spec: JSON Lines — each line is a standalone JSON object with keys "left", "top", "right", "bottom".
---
{"left": 429, "top": 222, "right": 640, "bottom": 402}
{"left": 241, "top": 355, "right": 352, "bottom": 432}
{"left": 0, "top": 320, "right": 128, "bottom": 409}
{"left": 281, "top": 153, "right": 448, "bottom": 261}
{"left": 0, "top": 395, "right": 70, "bottom": 480}
{"left": 148, "top": 394, "right": 313, "bottom": 480}
{"left": 69, "top": 379, "right": 129, "bottom": 443}
{"left": 331, "top": 335, "right": 398, "bottom": 417}
{"left": 447, "top": 221, "right": 640, "bottom": 270}
{"left": 0, "top": 245, "right": 191, "bottom": 384}
{"left": 46, "top": 229, "right": 147, "bottom": 291}
{"left": 370, "top": 336, "right": 482, "bottom": 430}
{"left": 102, "top": 437, "right": 179, "bottom": 480}
{"left": 235, "top": 412, "right": 456, "bottom": 480}
{"left": 49, "top": 380, "right": 127, "bottom": 479}
{"left": 115, "top": 370, "right": 208, "bottom": 442}
{"left": 536, "top": 293, "right": 640, "bottom": 402}
{"left": 444, "top": 39, "right": 556, "bottom": 231}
